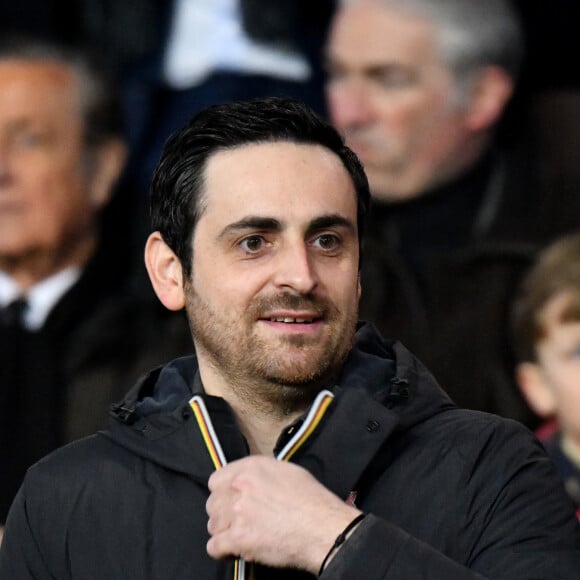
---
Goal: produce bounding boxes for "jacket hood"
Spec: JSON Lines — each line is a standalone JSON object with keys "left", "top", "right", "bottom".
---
{"left": 107, "top": 321, "right": 455, "bottom": 479}
{"left": 337, "top": 321, "right": 455, "bottom": 429}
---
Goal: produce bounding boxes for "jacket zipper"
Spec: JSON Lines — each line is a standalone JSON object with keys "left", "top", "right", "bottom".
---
{"left": 189, "top": 390, "right": 334, "bottom": 579}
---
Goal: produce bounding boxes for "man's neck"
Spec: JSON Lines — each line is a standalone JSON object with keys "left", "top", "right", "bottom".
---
{"left": 197, "top": 360, "right": 312, "bottom": 456}
{"left": 235, "top": 401, "right": 304, "bottom": 456}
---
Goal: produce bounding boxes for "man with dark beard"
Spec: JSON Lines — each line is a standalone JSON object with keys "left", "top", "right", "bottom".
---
{"left": 1, "top": 97, "right": 579, "bottom": 578}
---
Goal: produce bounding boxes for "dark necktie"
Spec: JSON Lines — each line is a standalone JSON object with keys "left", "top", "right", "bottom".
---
{"left": 0, "top": 297, "right": 28, "bottom": 327}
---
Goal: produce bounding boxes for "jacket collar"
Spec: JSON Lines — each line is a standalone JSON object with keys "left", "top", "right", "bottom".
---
{"left": 107, "top": 323, "right": 455, "bottom": 487}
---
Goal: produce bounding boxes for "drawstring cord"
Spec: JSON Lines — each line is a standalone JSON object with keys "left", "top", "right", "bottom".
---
{"left": 190, "top": 390, "right": 334, "bottom": 579}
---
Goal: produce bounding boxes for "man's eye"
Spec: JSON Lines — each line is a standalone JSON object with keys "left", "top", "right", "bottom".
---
{"left": 240, "top": 235, "right": 267, "bottom": 254}
{"left": 372, "top": 69, "right": 417, "bottom": 90}
{"left": 313, "top": 234, "right": 341, "bottom": 251}
{"left": 14, "top": 132, "right": 45, "bottom": 149}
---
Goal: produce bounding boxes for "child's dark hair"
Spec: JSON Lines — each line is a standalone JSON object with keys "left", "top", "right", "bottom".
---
{"left": 512, "top": 232, "right": 580, "bottom": 362}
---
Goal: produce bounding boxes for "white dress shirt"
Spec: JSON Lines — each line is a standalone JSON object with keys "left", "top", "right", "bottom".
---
{"left": 163, "top": 0, "right": 310, "bottom": 88}
{"left": 0, "top": 267, "right": 81, "bottom": 331}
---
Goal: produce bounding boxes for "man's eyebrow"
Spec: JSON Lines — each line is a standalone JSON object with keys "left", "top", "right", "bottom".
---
{"left": 324, "top": 57, "right": 416, "bottom": 80}
{"left": 218, "top": 217, "right": 282, "bottom": 239}
{"left": 218, "top": 214, "right": 356, "bottom": 240}
{"left": 307, "top": 214, "right": 356, "bottom": 236}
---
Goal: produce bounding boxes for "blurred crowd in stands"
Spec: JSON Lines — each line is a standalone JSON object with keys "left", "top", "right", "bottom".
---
{"left": 1, "top": 0, "right": 580, "bottom": 532}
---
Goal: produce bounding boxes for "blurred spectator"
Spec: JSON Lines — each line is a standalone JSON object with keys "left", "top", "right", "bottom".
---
{"left": 0, "top": 36, "right": 192, "bottom": 528}
{"left": 324, "top": 0, "right": 576, "bottom": 426}
{"left": 0, "top": 2, "right": 337, "bottom": 251}
{"left": 512, "top": 232, "right": 580, "bottom": 521}
{"left": 118, "top": 0, "right": 336, "bottom": 201}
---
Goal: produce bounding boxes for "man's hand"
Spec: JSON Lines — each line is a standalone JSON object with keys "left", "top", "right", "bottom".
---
{"left": 206, "top": 456, "right": 361, "bottom": 573}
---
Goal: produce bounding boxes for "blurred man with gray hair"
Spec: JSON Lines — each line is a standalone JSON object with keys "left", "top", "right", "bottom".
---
{"left": 325, "top": 0, "right": 569, "bottom": 426}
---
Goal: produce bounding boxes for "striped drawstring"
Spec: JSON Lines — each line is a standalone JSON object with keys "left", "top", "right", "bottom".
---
{"left": 190, "top": 390, "right": 334, "bottom": 579}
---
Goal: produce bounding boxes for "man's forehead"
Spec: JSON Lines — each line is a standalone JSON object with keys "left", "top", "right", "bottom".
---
{"left": 328, "top": 3, "right": 440, "bottom": 66}
{"left": 198, "top": 141, "right": 357, "bottom": 229}
{"left": 205, "top": 139, "right": 330, "bottom": 162}
{"left": 0, "top": 59, "right": 81, "bottom": 121}
{"left": 0, "top": 58, "right": 75, "bottom": 89}
{"left": 202, "top": 140, "right": 352, "bottom": 192}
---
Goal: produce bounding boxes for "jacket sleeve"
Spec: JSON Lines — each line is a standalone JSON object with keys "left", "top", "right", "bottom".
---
{"left": 322, "top": 420, "right": 580, "bottom": 579}
{"left": 321, "top": 514, "right": 487, "bottom": 579}
{"left": 0, "top": 484, "right": 55, "bottom": 580}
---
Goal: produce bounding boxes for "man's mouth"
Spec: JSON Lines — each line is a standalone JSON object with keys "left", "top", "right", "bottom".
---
{"left": 268, "top": 317, "right": 317, "bottom": 324}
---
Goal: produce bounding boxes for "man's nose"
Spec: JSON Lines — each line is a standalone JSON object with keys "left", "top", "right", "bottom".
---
{"left": 0, "top": 155, "right": 12, "bottom": 187}
{"left": 328, "top": 78, "right": 373, "bottom": 128}
{"left": 0, "top": 144, "right": 14, "bottom": 186}
{"left": 272, "top": 242, "right": 318, "bottom": 295}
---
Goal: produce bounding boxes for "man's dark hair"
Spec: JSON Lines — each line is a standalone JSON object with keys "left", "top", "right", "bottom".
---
{"left": 150, "top": 96, "right": 371, "bottom": 278}
{"left": 0, "top": 34, "right": 124, "bottom": 148}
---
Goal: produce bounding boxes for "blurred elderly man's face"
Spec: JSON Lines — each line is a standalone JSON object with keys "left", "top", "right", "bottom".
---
{"left": 0, "top": 59, "right": 113, "bottom": 287}
{"left": 325, "top": 1, "right": 474, "bottom": 202}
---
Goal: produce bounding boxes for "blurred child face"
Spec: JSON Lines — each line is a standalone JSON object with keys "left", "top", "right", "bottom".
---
{"left": 534, "top": 292, "right": 580, "bottom": 444}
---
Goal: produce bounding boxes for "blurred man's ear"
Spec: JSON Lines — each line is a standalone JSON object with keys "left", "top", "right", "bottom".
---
{"left": 464, "top": 66, "right": 514, "bottom": 132}
{"left": 515, "top": 362, "right": 557, "bottom": 419}
{"left": 144, "top": 232, "right": 186, "bottom": 311}
{"left": 87, "top": 138, "right": 128, "bottom": 209}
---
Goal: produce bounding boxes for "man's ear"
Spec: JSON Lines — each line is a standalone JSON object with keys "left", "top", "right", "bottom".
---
{"left": 87, "top": 138, "right": 128, "bottom": 209}
{"left": 464, "top": 66, "right": 514, "bottom": 132}
{"left": 515, "top": 362, "right": 557, "bottom": 419}
{"left": 144, "top": 232, "right": 186, "bottom": 311}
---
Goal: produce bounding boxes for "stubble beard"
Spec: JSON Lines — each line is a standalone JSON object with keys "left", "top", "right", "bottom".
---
{"left": 185, "top": 287, "right": 358, "bottom": 413}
